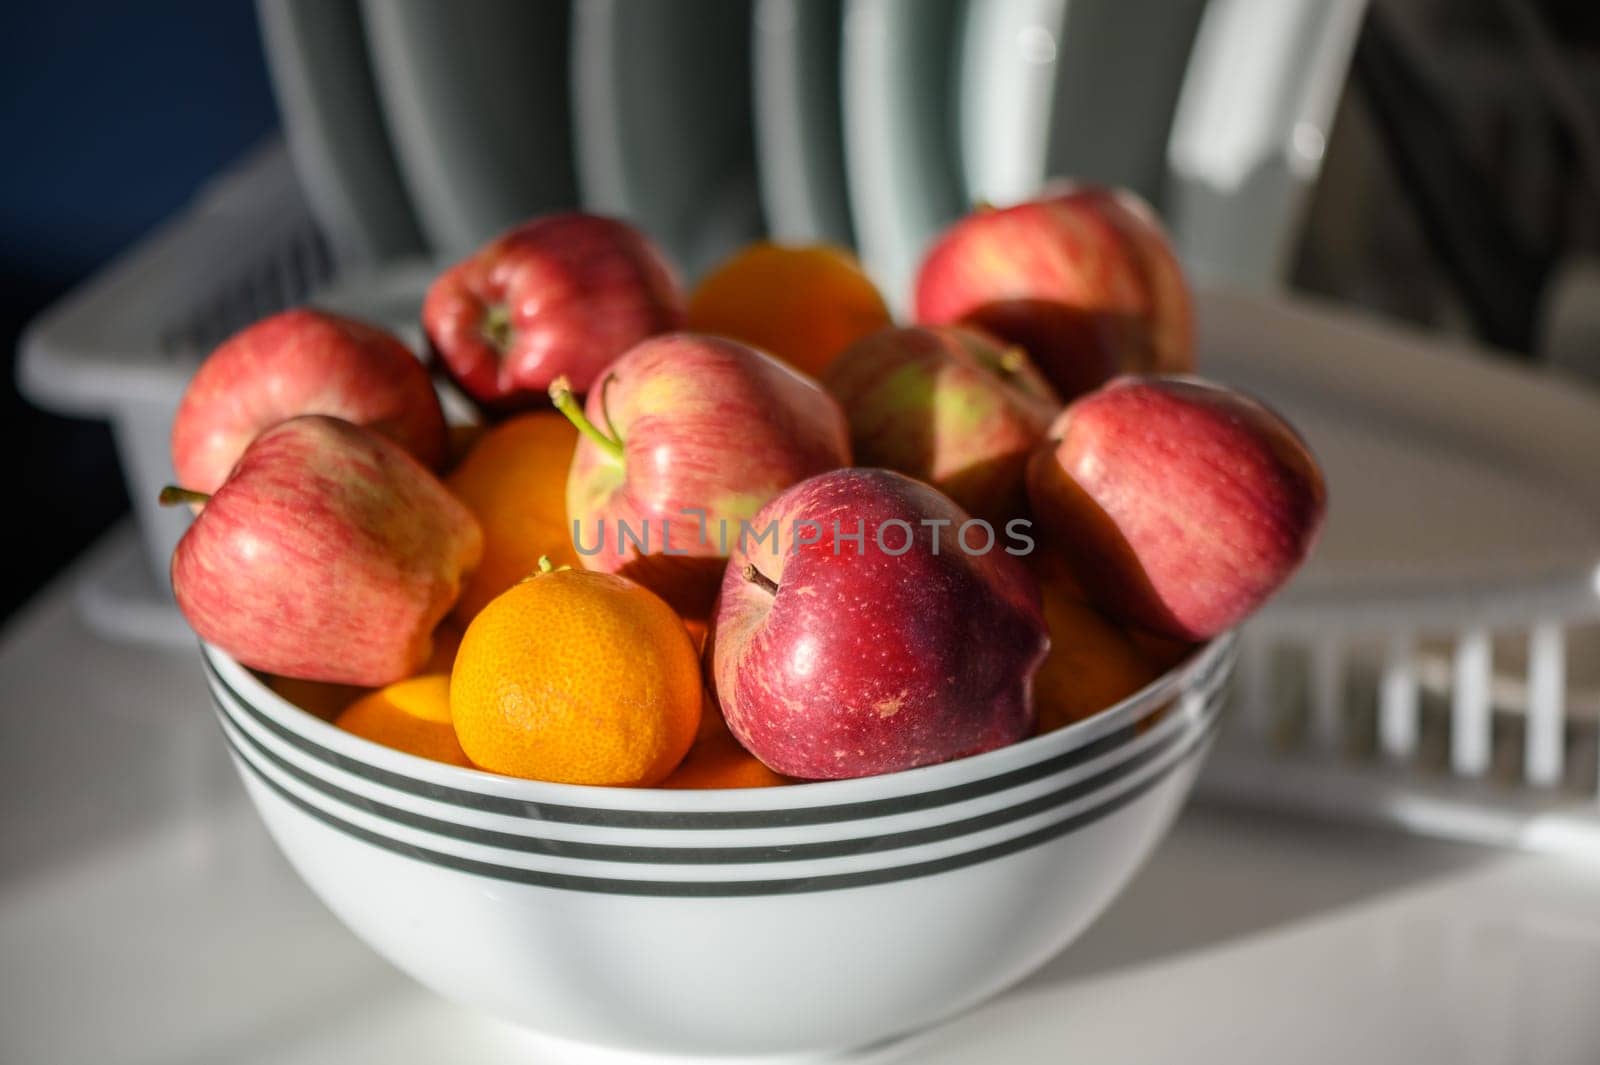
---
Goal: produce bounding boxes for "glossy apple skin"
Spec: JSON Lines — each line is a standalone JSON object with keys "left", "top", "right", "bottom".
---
{"left": 171, "top": 416, "right": 483, "bottom": 686}
{"left": 567, "top": 334, "right": 850, "bottom": 617}
{"left": 822, "top": 325, "right": 1060, "bottom": 524}
{"left": 422, "top": 213, "right": 684, "bottom": 409}
{"left": 170, "top": 309, "right": 447, "bottom": 494}
{"left": 710, "top": 468, "right": 1048, "bottom": 780}
{"left": 1026, "top": 376, "right": 1326, "bottom": 641}
{"left": 913, "top": 186, "right": 1193, "bottom": 400}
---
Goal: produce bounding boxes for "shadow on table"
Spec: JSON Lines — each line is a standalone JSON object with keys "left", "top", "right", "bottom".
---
{"left": 1026, "top": 800, "right": 1494, "bottom": 991}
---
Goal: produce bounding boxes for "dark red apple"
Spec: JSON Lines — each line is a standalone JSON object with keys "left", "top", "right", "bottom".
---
{"left": 422, "top": 212, "right": 683, "bottom": 410}
{"left": 166, "top": 415, "right": 483, "bottom": 686}
{"left": 553, "top": 333, "right": 850, "bottom": 617}
{"left": 171, "top": 309, "right": 446, "bottom": 494}
{"left": 822, "top": 325, "right": 1059, "bottom": 523}
{"left": 710, "top": 468, "right": 1048, "bottom": 780}
{"left": 1026, "top": 376, "right": 1325, "bottom": 641}
{"left": 914, "top": 185, "right": 1193, "bottom": 400}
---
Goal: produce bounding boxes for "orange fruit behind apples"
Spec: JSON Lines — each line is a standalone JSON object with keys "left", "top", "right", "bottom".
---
{"left": 1034, "top": 576, "right": 1166, "bottom": 733}
{"left": 681, "top": 616, "right": 707, "bottom": 654}
{"left": 686, "top": 243, "right": 892, "bottom": 378}
{"left": 267, "top": 675, "right": 367, "bottom": 721}
{"left": 420, "top": 620, "right": 465, "bottom": 674}
{"left": 335, "top": 674, "right": 471, "bottom": 767}
{"left": 1127, "top": 626, "right": 1197, "bottom": 674}
{"left": 451, "top": 563, "right": 701, "bottom": 785}
{"left": 268, "top": 620, "right": 462, "bottom": 720}
{"left": 445, "top": 422, "right": 488, "bottom": 471}
{"left": 446, "top": 413, "right": 579, "bottom": 624}
{"left": 662, "top": 697, "right": 790, "bottom": 789}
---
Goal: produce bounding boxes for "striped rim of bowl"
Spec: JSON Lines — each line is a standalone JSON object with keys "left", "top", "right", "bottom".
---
{"left": 216, "top": 691, "right": 1222, "bottom": 896}
{"left": 204, "top": 639, "right": 1234, "bottom": 896}
{"left": 202, "top": 633, "right": 1233, "bottom": 829}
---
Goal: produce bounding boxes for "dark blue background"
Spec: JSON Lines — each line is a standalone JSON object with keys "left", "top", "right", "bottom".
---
{"left": 1, "top": 0, "right": 277, "bottom": 618}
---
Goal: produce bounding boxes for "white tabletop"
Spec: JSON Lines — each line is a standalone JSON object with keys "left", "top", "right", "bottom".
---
{"left": 4, "top": 532, "right": 1599, "bottom": 1064}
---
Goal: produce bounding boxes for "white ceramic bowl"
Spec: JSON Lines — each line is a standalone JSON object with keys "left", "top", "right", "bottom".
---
{"left": 202, "top": 634, "right": 1234, "bottom": 1058}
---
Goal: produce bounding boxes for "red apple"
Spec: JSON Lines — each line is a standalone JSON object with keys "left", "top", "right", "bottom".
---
{"left": 822, "top": 325, "right": 1060, "bottom": 523}
{"left": 914, "top": 185, "right": 1193, "bottom": 400}
{"left": 171, "top": 309, "right": 446, "bottom": 494}
{"left": 166, "top": 416, "right": 483, "bottom": 686}
{"left": 422, "top": 212, "right": 684, "bottom": 410}
{"left": 1026, "top": 376, "right": 1325, "bottom": 641}
{"left": 710, "top": 468, "right": 1048, "bottom": 780}
{"left": 552, "top": 333, "right": 850, "bottom": 617}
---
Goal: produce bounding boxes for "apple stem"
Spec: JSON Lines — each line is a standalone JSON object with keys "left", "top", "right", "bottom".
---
{"left": 158, "top": 485, "right": 211, "bottom": 507}
{"left": 548, "top": 376, "right": 625, "bottom": 461}
{"left": 480, "top": 302, "right": 513, "bottom": 353}
{"left": 998, "top": 347, "right": 1027, "bottom": 376}
{"left": 742, "top": 563, "right": 779, "bottom": 596}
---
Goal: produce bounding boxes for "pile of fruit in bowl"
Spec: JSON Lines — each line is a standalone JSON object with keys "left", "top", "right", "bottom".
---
{"left": 169, "top": 186, "right": 1325, "bottom": 1057}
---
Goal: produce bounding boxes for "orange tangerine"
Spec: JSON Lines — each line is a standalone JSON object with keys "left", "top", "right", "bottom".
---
{"left": 686, "top": 243, "right": 892, "bottom": 377}
{"left": 1026, "top": 545, "right": 1089, "bottom": 598}
{"left": 662, "top": 697, "right": 789, "bottom": 789}
{"left": 681, "top": 616, "right": 708, "bottom": 654}
{"left": 335, "top": 674, "right": 471, "bottom": 767}
{"left": 451, "top": 561, "right": 701, "bottom": 785}
{"left": 1034, "top": 579, "right": 1164, "bottom": 734}
{"left": 266, "top": 620, "right": 460, "bottom": 721}
{"left": 1127, "top": 626, "right": 1197, "bottom": 674}
{"left": 267, "top": 675, "right": 366, "bottom": 721}
{"left": 446, "top": 413, "right": 579, "bottom": 624}
{"left": 445, "top": 422, "right": 488, "bottom": 471}
{"left": 421, "top": 620, "right": 465, "bottom": 675}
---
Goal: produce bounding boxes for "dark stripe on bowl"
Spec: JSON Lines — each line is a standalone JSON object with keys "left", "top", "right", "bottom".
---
{"left": 202, "top": 637, "right": 1232, "bottom": 830}
{"left": 221, "top": 712, "right": 1220, "bottom": 897}
{"left": 212, "top": 685, "right": 1216, "bottom": 864}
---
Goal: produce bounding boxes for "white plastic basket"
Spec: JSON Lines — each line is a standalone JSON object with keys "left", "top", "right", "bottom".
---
{"left": 1194, "top": 289, "right": 1600, "bottom": 858}
{"left": 18, "top": 142, "right": 334, "bottom": 641}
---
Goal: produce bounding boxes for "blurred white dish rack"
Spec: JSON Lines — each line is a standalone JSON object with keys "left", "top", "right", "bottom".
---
{"left": 1198, "top": 290, "right": 1600, "bottom": 859}
{"left": 19, "top": 142, "right": 1600, "bottom": 862}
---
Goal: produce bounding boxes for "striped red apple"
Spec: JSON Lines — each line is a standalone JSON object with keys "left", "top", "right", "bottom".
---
{"left": 1027, "top": 376, "right": 1325, "bottom": 641}
{"left": 423, "top": 212, "right": 683, "bottom": 411}
{"left": 170, "top": 309, "right": 446, "bottom": 495}
{"left": 166, "top": 416, "right": 482, "bottom": 686}
{"left": 915, "top": 186, "right": 1193, "bottom": 401}
{"left": 552, "top": 333, "right": 851, "bottom": 617}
